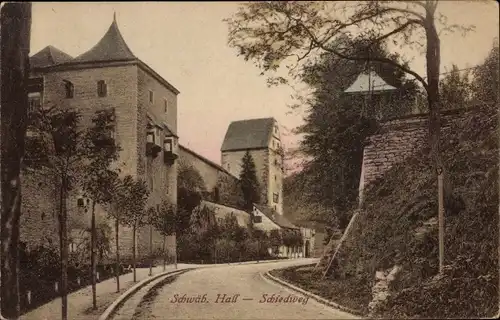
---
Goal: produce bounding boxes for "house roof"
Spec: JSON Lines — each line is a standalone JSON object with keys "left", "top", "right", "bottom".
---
{"left": 254, "top": 204, "right": 299, "bottom": 229}
{"left": 344, "top": 70, "right": 397, "bottom": 94}
{"left": 221, "top": 117, "right": 276, "bottom": 152}
{"left": 30, "top": 45, "right": 73, "bottom": 68}
{"left": 72, "top": 14, "right": 136, "bottom": 64}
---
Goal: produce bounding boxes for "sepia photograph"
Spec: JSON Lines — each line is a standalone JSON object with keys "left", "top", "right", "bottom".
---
{"left": 1, "top": 1, "right": 499, "bottom": 319}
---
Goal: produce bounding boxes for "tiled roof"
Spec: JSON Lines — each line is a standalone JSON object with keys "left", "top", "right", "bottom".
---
{"left": 221, "top": 117, "right": 275, "bottom": 152}
{"left": 254, "top": 204, "right": 299, "bottom": 229}
{"left": 72, "top": 15, "right": 136, "bottom": 63}
{"left": 30, "top": 45, "right": 73, "bottom": 68}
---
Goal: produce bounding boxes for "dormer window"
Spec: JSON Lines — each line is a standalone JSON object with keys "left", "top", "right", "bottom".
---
{"left": 274, "top": 126, "right": 278, "bottom": 134}
{"left": 149, "top": 90, "right": 154, "bottom": 104}
{"left": 64, "top": 80, "right": 74, "bottom": 99}
{"left": 97, "top": 80, "right": 107, "bottom": 97}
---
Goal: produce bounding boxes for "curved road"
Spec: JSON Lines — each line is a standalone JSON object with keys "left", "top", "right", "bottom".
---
{"left": 115, "top": 259, "right": 358, "bottom": 320}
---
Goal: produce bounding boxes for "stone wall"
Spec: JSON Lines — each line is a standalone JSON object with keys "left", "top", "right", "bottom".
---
{"left": 179, "top": 145, "right": 237, "bottom": 193}
{"left": 359, "top": 108, "right": 479, "bottom": 203}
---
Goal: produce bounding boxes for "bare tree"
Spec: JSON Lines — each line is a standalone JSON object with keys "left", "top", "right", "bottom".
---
{"left": 226, "top": 0, "right": 475, "bottom": 207}
{"left": 0, "top": 3, "right": 32, "bottom": 318}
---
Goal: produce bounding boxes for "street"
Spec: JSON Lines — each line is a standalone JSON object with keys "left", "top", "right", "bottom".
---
{"left": 112, "top": 259, "right": 359, "bottom": 320}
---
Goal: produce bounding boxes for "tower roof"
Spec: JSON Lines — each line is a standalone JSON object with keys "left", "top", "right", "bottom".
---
{"left": 30, "top": 45, "right": 73, "bottom": 68}
{"left": 221, "top": 117, "right": 276, "bottom": 152}
{"left": 72, "top": 14, "right": 136, "bottom": 63}
{"left": 344, "top": 70, "right": 397, "bottom": 94}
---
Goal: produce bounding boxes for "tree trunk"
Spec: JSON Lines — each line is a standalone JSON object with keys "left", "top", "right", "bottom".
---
{"left": 174, "top": 232, "right": 177, "bottom": 269}
{"left": 132, "top": 226, "right": 136, "bottom": 282}
{"left": 162, "top": 235, "right": 166, "bottom": 272}
{"left": 0, "top": 3, "right": 31, "bottom": 318}
{"left": 115, "top": 217, "right": 120, "bottom": 292}
{"left": 90, "top": 201, "right": 97, "bottom": 310}
{"left": 148, "top": 225, "right": 153, "bottom": 276}
{"left": 59, "top": 175, "right": 69, "bottom": 320}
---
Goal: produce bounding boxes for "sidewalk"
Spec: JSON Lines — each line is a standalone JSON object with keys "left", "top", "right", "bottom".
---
{"left": 20, "top": 259, "right": 292, "bottom": 320}
{"left": 20, "top": 264, "right": 197, "bottom": 320}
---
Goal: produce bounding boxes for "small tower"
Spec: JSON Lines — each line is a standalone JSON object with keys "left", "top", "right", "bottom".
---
{"left": 344, "top": 70, "right": 397, "bottom": 120}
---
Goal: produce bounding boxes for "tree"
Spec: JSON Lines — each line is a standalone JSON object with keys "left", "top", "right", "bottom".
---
{"left": 108, "top": 175, "right": 133, "bottom": 292}
{"left": 215, "top": 174, "right": 244, "bottom": 209}
{"left": 120, "top": 178, "right": 149, "bottom": 282}
{"left": 80, "top": 108, "right": 120, "bottom": 310}
{"left": 472, "top": 38, "right": 499, "bottom": 106}
{"left": 440, "top": 64, "right": 472, "bottom": 110}
{"left": 0, "top": 3, "right": 32, "bottom": 318}
{"left": 26, "top": 105, "right": 87, "bottom": 320}
{"left": 239, "top": 151, "right": 261, "bottom": 211}
{"left": 177, "top": 161, "right": 205, "bottom": 235}
{"left": 283, "top": 35, "right": 417, "bottom": 229}
{"left": 148, "top": 200, "right": 176, "bottom": 271}
{"left": 226, "top": 0, "right": 475, "bottom": 215}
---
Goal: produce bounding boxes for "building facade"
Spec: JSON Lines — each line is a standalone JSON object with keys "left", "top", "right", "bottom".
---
{"left": 220, "top": 118, "right": 285, "bottom": 215}
{"left": 23, "top": 16, "right": 179, "bottom": 260}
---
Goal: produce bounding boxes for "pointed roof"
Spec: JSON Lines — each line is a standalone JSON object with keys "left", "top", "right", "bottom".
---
{"left": 72, "top": 15, "right": 136, "bottom": 63}
{"left": 221, "top": 117, "right": 276, "bottom": 152}
{"left": 30, "top": 45, "right": 73, "bottom": 68}
{"left": 344, "top": 70, "right": 397, "bottom": 94}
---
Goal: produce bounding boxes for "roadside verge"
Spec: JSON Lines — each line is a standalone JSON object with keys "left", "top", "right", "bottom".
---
{"left": 262, "top": 270, "right": 365, "bottom": 318}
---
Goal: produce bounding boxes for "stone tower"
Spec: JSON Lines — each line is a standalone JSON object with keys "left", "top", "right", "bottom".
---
{"left": 25, "top": 15, "right": 180, "bottom": 258}
{"left": 220, "top": 117, "right": 284, "bottom": 215}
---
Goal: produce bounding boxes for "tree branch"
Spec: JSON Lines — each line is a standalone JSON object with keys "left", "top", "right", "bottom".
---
{"left": 295, "top": 20, "right": 429, "bottom": 91}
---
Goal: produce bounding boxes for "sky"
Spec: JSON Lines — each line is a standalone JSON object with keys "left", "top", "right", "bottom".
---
{"left": 30, "top": 1, "right": 499, "bottom": 167}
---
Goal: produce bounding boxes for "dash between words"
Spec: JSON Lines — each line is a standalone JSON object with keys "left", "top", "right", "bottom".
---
{"left": 170, "top": 293, "right": 309, "bottom": 305}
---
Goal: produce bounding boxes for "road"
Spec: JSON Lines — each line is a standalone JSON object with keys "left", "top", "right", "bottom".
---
{"left": 113, "top": 259, "right": 359, "bottom": 320}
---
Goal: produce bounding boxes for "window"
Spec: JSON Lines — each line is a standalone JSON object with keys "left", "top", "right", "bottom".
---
{"left": 253, "top": 216, "right": 262, "bottom": 223}
{"left": 274, "top": 175, "right": 277, "bottom": 181}
{"left": 97, "top": 80, "right": 107, "bottom": 97}
{"left": 64, "top": 80, "right": 74, "bottom": 99}
{"left": 164, "top": 98, "right": 168, "bottom": 113}
{"left": 274, "top": 159, "right": 278, "bottom": 166}
{"left": 274, "top": 126, "right": 278, "bottom": 134}
{"left": 227, "top": 163, "right": 231, "bottom": 171}
{"left": 77, "top": 198, "right": 84, "bottom": 207}
{"left": 28, "top": 92, "right": 41, "bottom": 113}
{"left": 273, "top": 193, "right": 279, "bottom": 203}
{"left": 277, "top": 142, "right": 280, "bottom": 148}
{"left": 272, "top": 140, "right": 275, "bottom": 148}
{"left": 149, "top": 90, "right": 154, "bottom": 103}
{"left": 273, "top": 205, "right": 277, "bottom": 211}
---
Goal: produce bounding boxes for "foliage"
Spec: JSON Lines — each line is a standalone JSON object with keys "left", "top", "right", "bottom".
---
{"left": 281, "top": 229, "right": 303, "bottom": 248}
{"left": 70, "top": 223, "right": 113, "bottom": 266}
{"left": 80, "top": 108, "right": 121, "bottom": 207}
{"left": 215, "top": 174, "right": 244, "bottom": 209}
{"left": 239, "top": 151, "right": 261, "bottom": 210}
{"left": 119, "top": 176, "right": 150, "bottom": 229}
{"left": 148, "top": 200, "right": 176, "bottom": 237}
{"left": 333, "top": 107, "right": 497, "bottom": 318}
{"left": 177, "top": 160, "right": 206, "bottom": 193}
{"left": 471, "top": 38, "right": 499, "bottom": 106}
{"left": 439, "top": 64, "right": 472, "bottom": 110}
{"left": 177, "top": 161, "right": 205, "bottom": 235}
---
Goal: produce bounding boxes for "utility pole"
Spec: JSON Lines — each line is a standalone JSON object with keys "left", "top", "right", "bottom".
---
{"left": 437, "top": 167, "right": 445, "bottom": 275}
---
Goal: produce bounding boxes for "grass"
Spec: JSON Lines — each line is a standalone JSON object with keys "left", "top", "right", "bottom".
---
{"left": 270, "top": 265, "right": 370, "bottom": 315}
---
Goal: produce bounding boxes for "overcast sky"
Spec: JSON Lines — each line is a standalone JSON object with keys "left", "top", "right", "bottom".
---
{"left": 31, "top": 1, "right": 499, "bottom": 166}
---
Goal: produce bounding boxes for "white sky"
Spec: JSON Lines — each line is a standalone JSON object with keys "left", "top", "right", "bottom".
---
{"left": 31, "top": 1, "right": 499, "bottom": 165}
